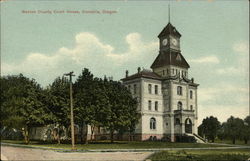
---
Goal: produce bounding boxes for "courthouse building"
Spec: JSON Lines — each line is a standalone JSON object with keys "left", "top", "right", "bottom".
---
{"left": 121, "top": 22, "right": 199, "bottom": 142}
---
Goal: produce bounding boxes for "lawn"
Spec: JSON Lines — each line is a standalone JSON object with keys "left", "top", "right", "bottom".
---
{"left": 1, "top": 139, "right": 233, "bottom": 150}
{"left": 148, "top": 149, "right": 250, "bottom": 161}
{"left": 214, "top": 139, "right": 250, "bottom": 146}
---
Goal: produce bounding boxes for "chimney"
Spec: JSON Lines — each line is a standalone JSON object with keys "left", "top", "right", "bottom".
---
{"left": 137, "top": 67, "right": 141, "bottom": 73}
{"left": 126, "top": 70, "right": 129, "bottom": 78}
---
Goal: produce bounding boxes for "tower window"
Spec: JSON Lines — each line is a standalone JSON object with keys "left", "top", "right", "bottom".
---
{"left": 150, "top": 117, "right": 156, "bottom": 130}
{"left": 148, "top": 84, "right": 152, "bottom": 94}
{"left": 190, "top": 105, "right": 193, "bottom": 111}
{"left": 148, "top": 100, "right": 152, "bottom": 110}
{"left": 155, "top": 85, "right": 158, "bottom": 94}
{"left": 177, "top": 101, "right": 182, "bottom": 110}
{"left": 134, "top": 84, "right": 137, "bottom": 94}
{"left": 177, "top": 86, "right": 182, "bottom": 95}
{"left": 175, "top": 118, "right": 180, "bottom": 125}
{"left": 190, "top": 90, "right": 193, "bottom": 99}
{"left": 155, "top": 101, "right": 158, "bottom": 111}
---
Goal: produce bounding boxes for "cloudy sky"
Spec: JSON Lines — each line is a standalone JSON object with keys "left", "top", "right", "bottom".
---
{"left": 1, "top": 0, "right": 249, "bottom": 125}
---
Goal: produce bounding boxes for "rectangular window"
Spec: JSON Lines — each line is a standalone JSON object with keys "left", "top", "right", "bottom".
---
{"left": 162, "top": 70, "right": 165, "bottom": 75}
{"left": 190, "top": 90, "right": 193, "bottom": 99}
{"left": 128, "top": 85, "right": 131, "bottom": 91}
{"left": 148, "top": 84, "right": 152, "bottom": 94}
{"left": 148, "top": 100, "right": 152, "bottom": 110}
{"left": 155, "top": 101, "right": 158, "bottom": 111}
{"left": 167, "top": 69, "right": 169, "bottom": 74}
{"left": 177, "top": 86, "right": 182, "bottom": 95}
{"left": 172, "top": 69, "right": 174, "bottom": 74}
{"left": 134, "top": 84, "right": 136, "bottom": 94}
{"left": 155, "top": 85, "right": 158, "bottom": 94}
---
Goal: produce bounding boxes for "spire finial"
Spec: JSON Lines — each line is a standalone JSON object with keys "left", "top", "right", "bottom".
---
{"left": 168, "top": 3, "right": 171, "bottom": 23}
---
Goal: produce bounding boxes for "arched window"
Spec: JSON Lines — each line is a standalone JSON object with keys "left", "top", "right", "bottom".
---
{"left": 190, "top": 90, "right": 193, "bottom": 99}
{"left": 148, "top": 100, "right": 152, "bottom": 110}
{"left": 148, "top": 84, "right": 152, "bottom": 94}
{"left": 134, "top": 84, "right": 137, "bottom": 94}
{"left": 150, "top": 117, "right": 156, "bottom": 130}
{"left": 177, "top": 101, "right": 182, "bottom": 110}
{"left": 155, "top": 101, "right": 158, "bottom": 111}
{"left": 155, "top": 85, "right": 158, "bottom": 94}
{"left": 175, "top": 118, "right": 180, "bottom": 125}
{"left": 177, "top": 86, "right": 182, "bottom": 95}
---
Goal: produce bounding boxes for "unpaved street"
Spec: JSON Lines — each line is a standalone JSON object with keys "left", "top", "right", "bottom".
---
{"left": 1, "top": 145, "right": 153, "bottom": 161}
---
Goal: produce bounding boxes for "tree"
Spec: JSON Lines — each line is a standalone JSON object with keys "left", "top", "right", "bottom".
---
{"left": 102, "top": 79, "right": 138, "bottom": 143}
{"left": 198, "top": 116, "right": 220, "bottom": 142}
{"left": 74, "top": 68, "right": 107, "bottom": 143}
{"left": 224, "top": 116, "right": 244, "bottom": 144}
{"left": 242, "top": 116, "right": 250, "bottom": 144}
{"left": 1, "top": 74, "right": 53, "bottom": 144}
{"left": 45, "top": 76, "right": 71, "bottom": 144}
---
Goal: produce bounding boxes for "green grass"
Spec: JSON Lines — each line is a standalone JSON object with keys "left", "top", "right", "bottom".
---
{"left": 214, "top": 139, "right": 250, "bottom": 146}
{"left": 149, "top": 149, "right": 250, "bottom": 161}
{"left": 1, "top": 139, "right": 233, "bottom": 150}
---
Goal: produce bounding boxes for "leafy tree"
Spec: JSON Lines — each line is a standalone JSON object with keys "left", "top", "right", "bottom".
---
{"left": 74, "top": 68, "right": 107, "bottom": 143}
{"left": 224, "top": 116, "right": 244, "bottom": 144}
{"left": 45, "top": 76, "right": 71, "bottom": 144}
{"left": 217, "top": 122, "right": 227, "bottom": 141}
{"left": 102, "top": 79, "right": 138, "bottom": 143}
{"left": 242, "top": 116, "right": 250, "bottom": 144}
{"left": 198, "top": 116, "right": 220, "bottom": 142}
{"left": 1, "top": 74, "right": 53, "bottom": 144}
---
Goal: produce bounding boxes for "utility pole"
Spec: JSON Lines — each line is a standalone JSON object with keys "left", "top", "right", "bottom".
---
{"left": 64, "top": 71, "right": 76, "bottom": 150}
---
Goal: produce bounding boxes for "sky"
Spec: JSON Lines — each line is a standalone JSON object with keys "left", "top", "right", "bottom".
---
{"left": 1, "top": 0, "right": 249, "bottom": 125}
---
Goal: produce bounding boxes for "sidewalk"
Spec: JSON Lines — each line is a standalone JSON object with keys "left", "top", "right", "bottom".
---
{"left": 2, "top": 142, "right": 250, "bottom": 153}
{"left": 1, "top": 154, "right": 8, "bottom": 160}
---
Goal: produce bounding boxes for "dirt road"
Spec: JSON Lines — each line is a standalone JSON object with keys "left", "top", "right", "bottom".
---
{"left": 1, "top": 145, "right": 153, "bottom": 161}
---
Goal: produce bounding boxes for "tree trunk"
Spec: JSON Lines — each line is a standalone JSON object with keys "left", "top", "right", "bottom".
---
{"left": 85, "top": 124, "right": 88, "bottom": 144}
{"left": 232, "top": 137, "right": 236, "bottom": 144}
{"left": 110, "top": 129, "right": 114, "bottom": 143}
{"left": 57, "top": 127, "right": 61, "bottom": 144}
{"left": 244, "top": 138, "right": 248, "bottom": 144}
{"left": 128, "top": 131, "right": 131, "bottom": 142}
{"left": 79, "top": 125, "right": 84, "bottom": 144}
{"left": 22, "top": 126, "right": 29, "bottom": 144}
{"left": 90, "top": 125, "right": 95, "bottom": 142}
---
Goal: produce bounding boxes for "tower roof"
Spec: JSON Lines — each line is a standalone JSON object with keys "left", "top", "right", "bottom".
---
{"left": 158, "top": 23, "right": 181, "bottom": 38}
{"left": 150, "top": 50, "right": 190, "bottom": 69}
{"left": 121, "top": 69, "right": 162, "bottom": 81}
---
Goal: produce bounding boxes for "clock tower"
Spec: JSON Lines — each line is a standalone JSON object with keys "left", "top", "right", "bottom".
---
{"left": 151, "top": 22, "right": 189, "bottom": 78}
{"left": 158, "top": 23, "right": 181, "bottom": 52}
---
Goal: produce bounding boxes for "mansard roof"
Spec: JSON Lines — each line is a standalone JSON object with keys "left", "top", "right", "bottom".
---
{"left": 158, "top": 23, "right": 181, "bottom": 38}
{"left": 150, "top": 50, "right": 190, "bottom": 69}
{"left": 121, "top": 69, "right": 162, "bottom": 81}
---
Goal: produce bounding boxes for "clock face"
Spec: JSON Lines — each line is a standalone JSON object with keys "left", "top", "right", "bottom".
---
{"left": 171, "top": 38, "right": 178, "bottom": 46}
{"left": 162, "top": 39, "right": 168, "bottom": 46}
